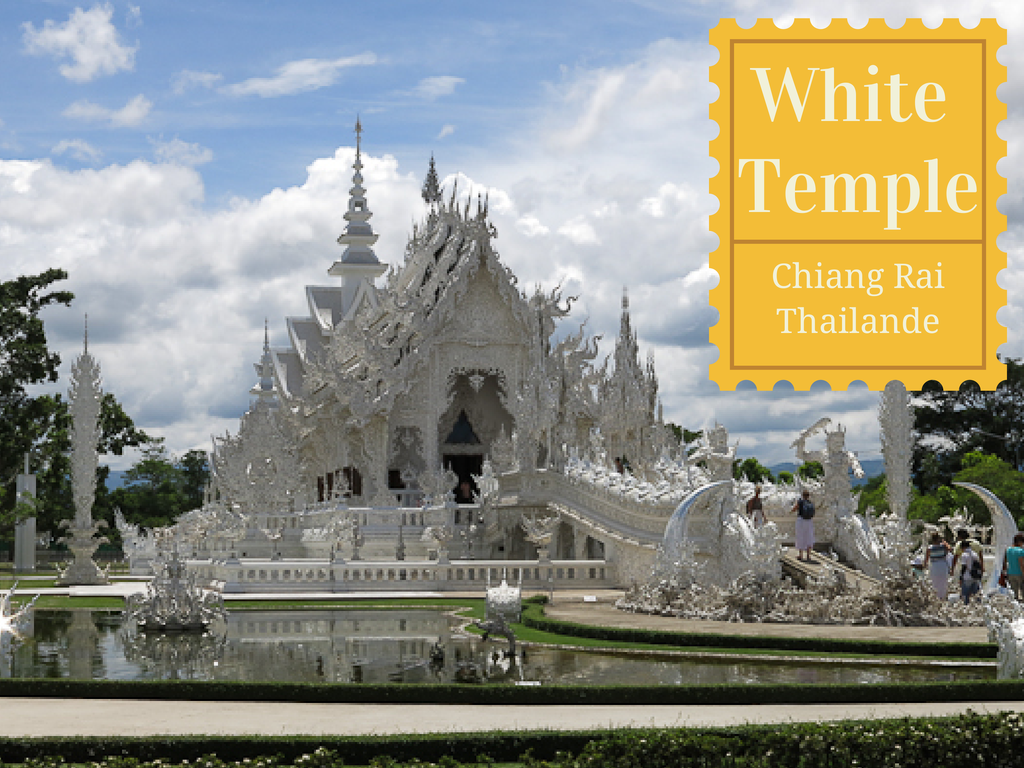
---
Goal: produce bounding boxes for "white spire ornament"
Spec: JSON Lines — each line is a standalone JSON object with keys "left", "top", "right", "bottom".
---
{"left": 328, "top": 117, "right": 387, "bottom": 313}
{"left": 56, "top": 317, "right": 110, "bottom": 586}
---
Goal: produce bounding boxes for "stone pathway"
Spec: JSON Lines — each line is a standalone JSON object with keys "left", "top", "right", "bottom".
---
{"left": 0, "top": 698, "right": 1022, "bottom": 737}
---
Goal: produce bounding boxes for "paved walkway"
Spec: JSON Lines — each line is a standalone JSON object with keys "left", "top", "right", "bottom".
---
{"left": 1, "top": 698, "right": 1022, "bottom": 737}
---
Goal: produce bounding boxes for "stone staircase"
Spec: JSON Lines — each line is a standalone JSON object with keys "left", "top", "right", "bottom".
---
{"left": 781, "top": 549, "right": 880, "bottom": 593}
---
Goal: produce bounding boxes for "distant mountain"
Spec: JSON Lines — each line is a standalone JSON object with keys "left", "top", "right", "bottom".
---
{"left": 769, "top": 459, "right": 884, "bottom": 487}
{"left": 105, "top": 470, "right": 128, "bottom": 490}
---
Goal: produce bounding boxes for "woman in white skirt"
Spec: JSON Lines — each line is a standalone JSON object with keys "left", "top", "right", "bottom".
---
{"left": 792, "top": 490, "right": 815, "bottom": 562}
{"left": 923, "top": 532, "right": 951, "bottom": 600}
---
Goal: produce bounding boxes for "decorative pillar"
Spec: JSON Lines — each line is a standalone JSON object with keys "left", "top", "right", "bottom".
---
{"left": 56, "top": 323, "right": 109, "bottom": 586}
{"left": 365, "top": 416, "right": 394, "bottom": 508}
{"left": 14, "top": 453, "right": 37, "bottom": 573}
{"left": 572, "top": 525, "right": 587, "bottom": 561}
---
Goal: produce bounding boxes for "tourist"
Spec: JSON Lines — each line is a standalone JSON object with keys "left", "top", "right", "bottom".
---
{"left": 951, "top": 529, "right": 982, "bottom": 573}
{"left": 614, "top": 457, "right": 624, "bottom": 474}
{"left": 792, "top": 490, "right": 815, "bottom": 562}
{"left": 958, "top": 540, "right": 984, "bottom": 604}
{"left": 1004, "top": 533, "right": 1024, "bottom": 600}
{"left": 923, "top": 532, "right": 951, "bottom": 601}
{"left": 746, "top": 485, "right": 765, "bottom": 528}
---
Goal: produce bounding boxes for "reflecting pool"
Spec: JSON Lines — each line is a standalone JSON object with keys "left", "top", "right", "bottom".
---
{"left": 0, "top": 609, "right": 995, "bottom": 686}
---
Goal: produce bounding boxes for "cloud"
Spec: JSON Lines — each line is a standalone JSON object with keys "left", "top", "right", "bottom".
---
{"left": 516, "top": 215, "right": 549, "bottom": 237}
{"left": 52, "top": 139, "right": 102, "bottom": 162}
{"left": 415, "top": 76, "right": 465, "bottom": 100}
{"left": 151, "top": 138, "right": 213, "bottom": 167}
{"left": 549, "top": 70, "right": 626, "bottom": 150}
{"left": 64, "top": 95, "right": 152, "bottom": 127}
{"left": 557, "top": 215, "right": 600, "bottom": 245}
{"left": 223, "top": 54, "right": 376, "bottom": 98}
{"left": 437, "top": 124, "right": 456, "bottom": 139}
{"left": 22, "top": 3, "right": 137, "bottom": 83}
{"left": 1, "top": 149, "right": 420, "bottom": 468}
{"left": 125, "top": 5, "right": 142, "bottom": 29}
{"left": 172, "top": 70, "right": 222, "bottom": 95}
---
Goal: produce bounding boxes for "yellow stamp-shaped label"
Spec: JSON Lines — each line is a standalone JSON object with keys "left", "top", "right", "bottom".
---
{"left": 709, "top": 19, "right": 1006, "bottom": 390}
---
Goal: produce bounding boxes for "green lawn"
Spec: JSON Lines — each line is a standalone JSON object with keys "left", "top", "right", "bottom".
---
{"left": 0, "top": 577, "right": 60, "bottom": 589}
{"left": 11, "top": 596, "right": 124, "bottom": 609}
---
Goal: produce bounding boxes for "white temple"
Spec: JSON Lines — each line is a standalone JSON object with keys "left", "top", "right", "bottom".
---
{"left": 177, "top": 123, "right": 835, "bottom": 593}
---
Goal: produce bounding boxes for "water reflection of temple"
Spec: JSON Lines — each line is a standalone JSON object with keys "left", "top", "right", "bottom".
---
{"left": 2, "top": 611, "right": 995, "bottom": 687}
{"left": 222, "top": 610, "right": 454, "bottom": 683}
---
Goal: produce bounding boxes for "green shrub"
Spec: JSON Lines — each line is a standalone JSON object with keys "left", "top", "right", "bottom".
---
{"left": 3, "top": 713, "right": 1024, "bottom": 766}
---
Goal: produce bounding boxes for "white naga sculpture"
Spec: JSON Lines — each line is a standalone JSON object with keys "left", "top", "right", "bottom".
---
{"left": 57, "top": 325, "right": 109, "bottom": 586}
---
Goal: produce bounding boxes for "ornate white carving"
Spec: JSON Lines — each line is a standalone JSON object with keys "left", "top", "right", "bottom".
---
{"left": 211, "top": 399, "right": 305, "bottom": 514}
{"left": 880, "top": 380, "right": 913, "bottom": 521}
{"left": 57, "top": 332, "right": 108, "bottom": 586}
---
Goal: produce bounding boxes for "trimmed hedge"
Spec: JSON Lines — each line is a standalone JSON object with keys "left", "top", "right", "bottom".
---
{"left": 521, "top": 602, "right": 998, "bottom": 658}
{"left": 2, "top": 712, "right": 1024, "bottom": 766}
{"left": 0, "top": 676, "right": 1021, "bottom": 705}
{"left": 0, "top": 733, "right": 593, "bottom": 765}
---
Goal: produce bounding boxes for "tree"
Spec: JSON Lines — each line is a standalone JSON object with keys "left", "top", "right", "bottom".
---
{"left": 178, "top": 449, "right": 210, "bottom": 510}
{"left": 733, "top": 456, "right": 775, "bottom": 484}
{"left": 0, "top": 269, "right": 74, "bottom": 494}
{"left": 854, "top": 474, "right": 888, "bottom": 515}
{"left": 950, "top": 452, "right": 1024, "bottom": 527}
{"left": 913, "top": 358, "right": 1024, "bottom": 492}
{"left": 111, "top": 445, "right": 210, "bottom": 530}
{"left": 666, "top": 423, "right": 702, "bottom": 452}
{"left": 0, "top": 269, "right": 154, "bottom": 542}
{"left": 798, "top": 460, "right": 824, "bottom": 480}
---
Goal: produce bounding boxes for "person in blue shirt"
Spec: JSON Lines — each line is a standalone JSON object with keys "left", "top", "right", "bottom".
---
{"left": 1004, "top": 533, "right": 1024, "bottom": 600}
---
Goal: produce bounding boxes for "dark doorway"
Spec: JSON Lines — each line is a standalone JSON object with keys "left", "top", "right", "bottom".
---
{"left": 444, "top": 454, "right": 483, "bottom": 502}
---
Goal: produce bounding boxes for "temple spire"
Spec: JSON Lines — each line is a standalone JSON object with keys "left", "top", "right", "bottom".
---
{"left": 251, "top": 318, "right": 277, "bottom": 404}
{"left": 422, "top": 154, "right": 442, "bottom": 206}
{"left": 620, "top": 288, "right": 632, "bottom": 341}
{"left": 329, "top": 118, "right": 387, "bottom": 305}
{"left": 355, "top": 115, "right": 362, "bottom": 163}
{"left": 83, "top": 313, "right": 89, "bottom": 353}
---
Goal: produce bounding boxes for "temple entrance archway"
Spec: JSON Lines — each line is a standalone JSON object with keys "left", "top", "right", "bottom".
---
{"left": 437, "top": 371, "right": 513, "bottom": 466}
{"left": 443, "top": 454, "right": 483, "bottom": 502}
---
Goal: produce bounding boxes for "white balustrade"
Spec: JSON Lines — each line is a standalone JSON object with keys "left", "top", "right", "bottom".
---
{"left": 190, "top": 557, "right": 612, "bottom": 594}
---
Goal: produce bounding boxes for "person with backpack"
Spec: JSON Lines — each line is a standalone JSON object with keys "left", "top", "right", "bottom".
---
{"left": 951, "top": 529, "right": 982, "bottom": 574}
{"left": 958, "top": 539, "right": 984, "bottom": 604}
{"left": 792, "top": 489, "right": 816, "bottom": 562}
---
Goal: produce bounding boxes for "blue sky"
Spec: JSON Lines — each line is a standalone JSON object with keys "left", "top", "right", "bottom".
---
{"left": 1, "top": 0, "right": 1020, "bottom": 470}
{"left": 1, "top": 2, "right": 712, "bottom": 202}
